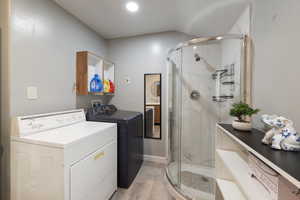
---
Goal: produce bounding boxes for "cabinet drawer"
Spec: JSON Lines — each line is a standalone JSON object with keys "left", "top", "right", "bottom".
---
{"left": 278, "top": 176, "right": 300, "bottom": 200}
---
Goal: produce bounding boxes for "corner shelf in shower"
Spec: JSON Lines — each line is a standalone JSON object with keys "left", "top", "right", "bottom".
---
{"left": 212, "top": 64, "right": 235, "bottom": 80}
{"left": 212, "top": 63, "right": 235, "bottom": 102}
{"left": 212, "top": 70, "right": 227, "bottom": 80}
{"left": 221, "top": 81, "right": 235, "bottom": 85}
{"left": 212, "top": 95, "right": 234, "bottom": 102}
{"left": 212, "top": 73, "right": 235, "bottom": 80}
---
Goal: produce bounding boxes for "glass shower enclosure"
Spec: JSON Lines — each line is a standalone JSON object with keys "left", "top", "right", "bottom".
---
{"left": 166, "top": 35, "right": 248, "bottom": 200}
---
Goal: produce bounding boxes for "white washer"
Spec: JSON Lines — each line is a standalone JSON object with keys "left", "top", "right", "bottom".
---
{"left": 11, "top": 109, "right": 117, "bottom": 200}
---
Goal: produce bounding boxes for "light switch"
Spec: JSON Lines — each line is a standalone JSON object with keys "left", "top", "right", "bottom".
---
{"left": 27, "top": 87, "right": 38, "bottom": 99}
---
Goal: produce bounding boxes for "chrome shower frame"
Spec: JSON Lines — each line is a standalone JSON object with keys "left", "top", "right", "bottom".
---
{"left": 167, "top": 34, "right": 245, "bottom": 56}
{"left": 166, "top": 34, "right": 250, "bottom": 200}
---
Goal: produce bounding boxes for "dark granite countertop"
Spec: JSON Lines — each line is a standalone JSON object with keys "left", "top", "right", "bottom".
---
{"left": 218, "top": 123, "right": 300, "bottom": 186}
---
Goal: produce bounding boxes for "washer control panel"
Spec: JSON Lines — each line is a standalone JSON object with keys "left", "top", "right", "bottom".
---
{"left": 17, "top": 110, "right": 86, "bottom": 136}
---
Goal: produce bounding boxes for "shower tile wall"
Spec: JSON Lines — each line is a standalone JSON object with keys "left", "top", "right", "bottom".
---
{"left": 219, "top": 6, "right": 250, "bottom": 123}
{"left": 181, "top": 44, "right": 221, "bottom": 167}
{"left": 218, "top": 39, "right": 243, "bottom": 123}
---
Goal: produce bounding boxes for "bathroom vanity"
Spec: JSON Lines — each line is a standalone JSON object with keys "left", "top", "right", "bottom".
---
{"left": 216, "top": 124, "right": 300, "bottom": 200}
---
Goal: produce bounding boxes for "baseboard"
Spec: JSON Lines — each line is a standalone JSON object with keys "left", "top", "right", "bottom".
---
{"left": 143, "top": 155, "right": 168, "bottom": 164}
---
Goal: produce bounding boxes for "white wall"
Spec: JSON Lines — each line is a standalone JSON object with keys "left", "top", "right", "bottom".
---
{"left": 251, "top": 0, "right": 300, "bottom": 130}
{"left": 2, "top": 0, "right": 109, "bottom": 198}
{"left": 220, "top": 1, "right": 300, "bottom": 133}
{"left": 10, "top": 0, "right": 109, "bottom": 117}
{"left": 107, "top": 32, "right": 191, "bottom": 157}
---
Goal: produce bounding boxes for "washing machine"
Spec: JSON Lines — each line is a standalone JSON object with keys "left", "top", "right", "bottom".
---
{"left": 86, "top": 105, "right": 143, "bottom": 188}
{"left": 11, "top": 109, "right": 117, "bottom": 200}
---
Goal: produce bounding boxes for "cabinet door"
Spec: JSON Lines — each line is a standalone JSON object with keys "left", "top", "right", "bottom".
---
{"left": 11, "top": 142, "right": 64, "bottom": 200}
{"left": 70, "top": 141, "right": 117, "bottom": 200}
{"left": 76, "top": 51, "right": 105, "bottom": 95}
{"left": 76, "top": 51, "right": 88, "bottom": 95}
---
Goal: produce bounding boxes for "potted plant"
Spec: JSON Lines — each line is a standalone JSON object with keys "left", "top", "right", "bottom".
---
{"left": 230, "top": 102, "right": 260, "bottom": 131}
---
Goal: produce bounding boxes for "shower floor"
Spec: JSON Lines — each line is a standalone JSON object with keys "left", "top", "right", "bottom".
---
{"left": 168, "top": 162, "right": 215, "bottom": 200}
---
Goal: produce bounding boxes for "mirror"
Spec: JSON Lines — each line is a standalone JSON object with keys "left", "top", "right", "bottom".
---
{"left": 144, "top": 74, "right": 162, "bottom": 139}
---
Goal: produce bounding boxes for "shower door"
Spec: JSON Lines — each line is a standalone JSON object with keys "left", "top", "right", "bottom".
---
{"left": 167, "top": 48, "right": 182, "bottom": 186}
{"left": 166, "top": 35, "right": 246, "bottom": 200}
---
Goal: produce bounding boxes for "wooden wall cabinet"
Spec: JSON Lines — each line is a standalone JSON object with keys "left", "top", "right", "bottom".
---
{"left": 76, "top": 51, "right": 115, "bottom": 96}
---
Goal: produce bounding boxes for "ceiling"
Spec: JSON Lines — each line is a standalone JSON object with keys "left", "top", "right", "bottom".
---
{"left": 54, "top": 0, "right": 249, "bottom": 39}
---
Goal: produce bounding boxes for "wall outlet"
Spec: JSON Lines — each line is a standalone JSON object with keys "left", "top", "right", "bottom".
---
{"left": 91, "top": 99, "right": 103, "bottom": 107}
{"left": 27, "top": 87, "right": 38, "bottom": 99}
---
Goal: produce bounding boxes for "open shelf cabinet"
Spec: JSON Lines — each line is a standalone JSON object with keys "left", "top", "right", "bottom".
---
{"left": 76, "top": 51, "right": 115, "bottom": 96}
{"left": 216, "top": 124, "right": 300, "bottom": 200}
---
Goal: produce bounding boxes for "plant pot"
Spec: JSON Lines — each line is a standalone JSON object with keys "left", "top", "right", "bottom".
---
{"left": 232, "top": 120, "right": 252, "bottom": 131}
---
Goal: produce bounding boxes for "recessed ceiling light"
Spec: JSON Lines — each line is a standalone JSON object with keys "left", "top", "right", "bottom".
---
{"left": 126, "top": 2, "right": 139, "bottom": 13}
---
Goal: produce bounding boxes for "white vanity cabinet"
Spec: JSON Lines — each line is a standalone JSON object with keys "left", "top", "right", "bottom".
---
{"left": 216, "top": 124, "right": 300, "bottom": 200}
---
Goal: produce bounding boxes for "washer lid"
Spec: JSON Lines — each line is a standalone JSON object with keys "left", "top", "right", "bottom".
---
{"left": 12, "top": 121, "right": 116, "bottom": 148}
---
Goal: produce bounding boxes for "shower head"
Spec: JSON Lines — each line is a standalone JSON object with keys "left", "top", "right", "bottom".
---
{"left": 193, "top": 54, "right": 216, "bottom": 72}
{"left": 194, "top": 53, "right": 201, "bottom": 62}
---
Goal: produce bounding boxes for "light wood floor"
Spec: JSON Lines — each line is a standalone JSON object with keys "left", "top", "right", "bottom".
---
{"left": 111, "top": 161, "right": 177, "bottom": 200}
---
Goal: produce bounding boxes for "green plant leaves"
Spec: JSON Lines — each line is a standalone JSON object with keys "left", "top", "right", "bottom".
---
{"left": 229, "top": 102, "right": 260, "bottom": 121}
